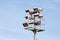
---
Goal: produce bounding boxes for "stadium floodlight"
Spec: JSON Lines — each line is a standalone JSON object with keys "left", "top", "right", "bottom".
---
{"left": 23, "top": 7, "right": 45, "bottom": 40}
{"left": 33, "top": 8, "right": 43, "bottom": 13}
{"left": 38, "top": 8, "right": 43, "bottom": 11}
{"left": 25, "top": 16, "right": 28, "bottom": 19}
{"left": 34, "top": 21, "right": 41, "bottom": 26}
{"left": 38, "top": 14, "right": 43, "bottom": 18}
{"left": 34, "top": 13, "right": 39, "bottom": 17}
{"left": 25, "top": 9, "right": 30, "bottom": 13}
{"left": 25, "top": 16, "right": 34, "bottom": 20}
{"left": 23, "top": 22, "right": 29, "bottom": 27}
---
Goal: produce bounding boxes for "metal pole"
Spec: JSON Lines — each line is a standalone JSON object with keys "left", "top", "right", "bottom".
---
{"left": 34, "top": 29, "right": 36, "bottom": 40}
{"left": 34, "top": 16, "right": 36, "bottom": 40}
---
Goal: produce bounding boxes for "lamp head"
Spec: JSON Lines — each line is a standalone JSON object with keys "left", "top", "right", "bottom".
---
{"left": 25, "top": 9, "right": 30, "bottom": 13}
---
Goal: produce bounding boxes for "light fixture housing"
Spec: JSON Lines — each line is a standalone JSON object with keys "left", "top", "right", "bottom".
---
{"left": 38, "top": 14, "right": 43, "bottom": 18}
{"left": 25, "top": 9, "right": 30, "bottom": 13}
{"left": 34, "top": 21, "right": 41, "bottom": 26}
{"left": 23, "top": 22, "right": 29, "bottom": 27}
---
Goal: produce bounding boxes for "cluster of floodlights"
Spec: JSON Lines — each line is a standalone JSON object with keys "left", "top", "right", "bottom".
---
{"left": 23, "top": 7, "right": 45, "bottom": 32}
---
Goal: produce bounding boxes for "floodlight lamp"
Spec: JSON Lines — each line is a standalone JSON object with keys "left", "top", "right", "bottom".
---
{"left": 33, "top": 8, "right": 38, "bottom": 10}
{"left": 38, "top": 8, "right": 43, "bottom": 11}
{"left": 23, "top": 22, "right": 29, "bottom": 27}
{"left": 38, "top": 14, "right": 43, "bottom": 18}
{"left": 29, "top": 10, "right": 34, "bottom": 15}
{"left": 34, "top": 21, "right": 41, "bottom": 26}
{"left": 33, "top": 8, "right": 38, "bottom": 13}
{"left": 34, "top": 13, "right": 39, "bottom": 17}
{"left": 25, "top": 16, "right": 34, "bottom": 20}
{"left": 25, "top": 16, "right": 28, "bottom": 19}
{"left": 33, "top": 7, "right": 42, "bottom": 13}
{"left": 29, "top": 17, "right": 34, "bottom": 20}
{"left": 25, "top": 9, "right": 30, "bottom": 13}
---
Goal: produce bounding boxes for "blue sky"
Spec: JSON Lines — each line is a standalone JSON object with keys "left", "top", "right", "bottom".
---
{"left": 0, "top": 0, "right": 60, "bottom": 40}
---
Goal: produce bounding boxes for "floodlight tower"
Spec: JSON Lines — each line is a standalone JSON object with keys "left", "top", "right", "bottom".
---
{"left": 23, "top": 7, "right": 45, "bottom": 40}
